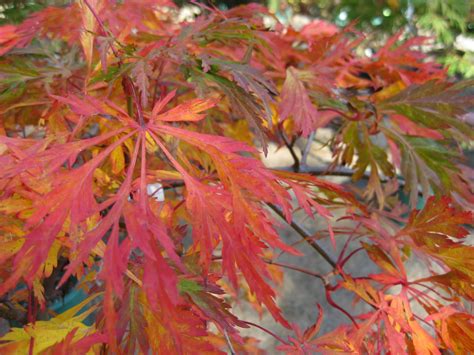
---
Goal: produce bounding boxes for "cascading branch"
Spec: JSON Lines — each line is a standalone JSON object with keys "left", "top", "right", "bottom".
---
{"left": 0, "top": 0, "right": 473, "bottom": 353}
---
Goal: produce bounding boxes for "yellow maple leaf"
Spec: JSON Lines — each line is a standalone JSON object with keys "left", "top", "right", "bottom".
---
{"left": 0, "top": 294, "right": 100, "bottom": 354}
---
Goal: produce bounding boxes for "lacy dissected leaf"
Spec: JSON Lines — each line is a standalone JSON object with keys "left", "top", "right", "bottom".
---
{"left": 0, "top": 131, "right": 136, "bottom": 294}
{"left": 78, "top": 0, "right": 104, "bottom": 68}
{"left": 0, "top": 5, "right": 81, "bottom": 56}
{"left": 138, "top": 288, "right": 223, "bottom": 354}
{"left": 316, "top": 293, "right": 440, "bottom": 354}
{"left": 379, "top": 80, "right": 474, "bottom": 138}
{"left": 0, "top": 294, "right": 99, "bottom": 354}
{"left": 383, "top": 130, "right": 465, "bottom": 206}
{"left": 428, "top": 309, "right": 474, "bottom": 354}
{"left": 274, "top": 170, "right": 365, "bottom": 211}
{"left": 150, "top": 89, "right": 217, "bottom": 122}
{"left": 276, "top": 305, "right": 324, "bottom": 354}
{"left": 335, "top": 121, "right": 395, "bottom": 206}
{"left": 2, "top": 1, "right": 474, "bottom": 353}
{"left": 131, "top": 60, "right": 152, "bottom": 109}
{"left": 0, "top": 73, "right": 294, "bottom": 350}
{"left": 416, "top": 271, "right": 474, "bottom": 301}
{"left": 196, "top": 70, "right": 269, "bottom": 153}
{"left": 3, "top": 88, "right": 293, "bottom": 349}
{"left": 191, "top": 15, "right": 269, "bottom": 47}
{"left": 202, "top": 55, "right": 276, "bottom": 124}
{"left": 399, "top": 196, "right": 474, "bottom": 280}
{"left": 180, "top": 279, "right": 248, "bottom": 337}
{"left": 279, "top": 67, "right": 320, "bottom": 137}
{"left": 400, "top": 196, "right": 472, "bottom": 244}
{"left": 362, "top": 242, "right": 406, "bottom": 283}
{"left": 362, "top": 32, "right": 446, "bottom": 86}
{"left": 148, "top": 124, "right": 297, "bottom": 326}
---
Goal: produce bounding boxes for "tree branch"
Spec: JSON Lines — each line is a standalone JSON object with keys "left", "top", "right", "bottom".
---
{"left": 241, "top": 321, "right": 290, "bottom": 346}
{"left": 264, "top": 259, "right": 326, "bottom": 282}
{"left": 279, "top": 130, "right": 300, "bottom": 172}
{"left": 300, "top": 130, "right": 315, "bottom": 169}
{"left": 266, "top": 203, "right": 337, "bottom": 268}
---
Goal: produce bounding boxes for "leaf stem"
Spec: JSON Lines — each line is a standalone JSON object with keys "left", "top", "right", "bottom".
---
{"left": 325, "top": 288, "right": 359, "bottom": 328}
{"left": 338, "top": 247, "right": 364, "bottom": 268}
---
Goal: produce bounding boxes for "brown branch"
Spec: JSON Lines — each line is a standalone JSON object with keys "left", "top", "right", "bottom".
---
{"left": 300, "top": 130, "right": 315, "bottom": 169}
{"left": 241, "top": 321, "right": 290, "bottom": 345}
{"left": 279, "top": 129, "right": 300, "bottom": 172}
{"left": 267, "top": 203, "right": 337, "bottom": 268}
{"left": 264, "top": 259, "right": 326, "bottom": 282}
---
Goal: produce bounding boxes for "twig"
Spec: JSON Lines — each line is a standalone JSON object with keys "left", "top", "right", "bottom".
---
{"left": 267, "top": 203, "right": 337, "bottom": 268}
{"left": 241, "top": 321, "right": 290, "bottom": 345}
{"left": 223, "top": 329, "right": 236, "bottom": 355}
{"left": 279, "top": 129, "right": 300, "bottom": 172}
{"left": 325, "top": 287, "right": 359, "bottom": 328}
{"left": 338, "top": 247, "right": 364, "bottom": 268}
{"left": 264, "top": 259, "right": 326, "bottom": 282}
{"left": 274, "top": 165, "right": 408, "bottom": 188}
{"left": 300, "top": 130, "right": 315, "bottom": 169}
{"left": 272, "top": 165, "right": 354, "bottom": 176}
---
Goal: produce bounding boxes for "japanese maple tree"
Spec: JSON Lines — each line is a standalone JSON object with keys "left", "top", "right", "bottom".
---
{"left": 0, "top": 0, "right": 473, "bottom": 354}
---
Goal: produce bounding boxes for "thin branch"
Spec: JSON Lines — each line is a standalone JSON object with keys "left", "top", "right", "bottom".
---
{"left": 338, "top": 247, "right": 364, "bottom": 268}
{"left": 267, "top": 203, "right": 337, "bottom": 268}
{"left": 223, "top": 329, "right": 236, "bottom": 355}
{"left": 300, "top": 130, "right": 315, "bottom": 168}
{"left": 274, "top": 165, "right": 409, "bottom": 188}
{"left": 275, "top": 230, "right": 329, "bottom": 259}
{"left": 242, "top": 321, "right": 290, "bottom": 345}
{"left": 264, "top": 259, "right": 326, "bottom": 282}
{"left": 279, "top": 129, "right": 300, "bottom": 172}
{"left": 272, "top": 165, "right": 354, "bottom": 176}
{"left": 408, "top": 282, "right": 453, "bottom": 302}
{"left": 325, "top": 288, "right": 359, "bottom": 328}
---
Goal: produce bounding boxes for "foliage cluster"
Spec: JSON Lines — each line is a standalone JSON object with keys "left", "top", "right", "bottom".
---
{"left": 274, "top": 0, "right": 473, "bottom": 78}
{"left": 0, "top": 0, "right": 473, "bottom": 353}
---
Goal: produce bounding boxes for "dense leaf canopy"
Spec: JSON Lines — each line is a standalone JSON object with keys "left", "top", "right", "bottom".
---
{"left": 0, "top": 0, "right": 473, "bottom": 353}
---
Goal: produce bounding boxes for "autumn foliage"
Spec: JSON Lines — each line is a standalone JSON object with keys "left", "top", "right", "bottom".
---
{"left": 0, "top": 0, "right": 473, "bottom": 353}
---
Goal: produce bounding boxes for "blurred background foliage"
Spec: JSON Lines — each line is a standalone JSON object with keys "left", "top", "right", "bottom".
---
{"left": 0, "top": 0, "right": 472, "bottom": 77}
